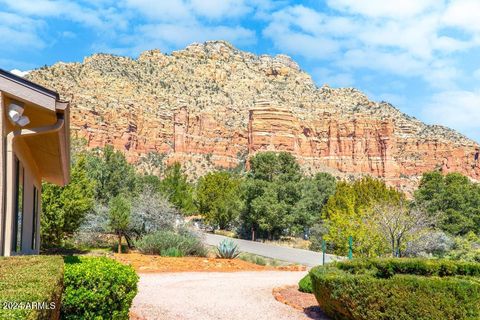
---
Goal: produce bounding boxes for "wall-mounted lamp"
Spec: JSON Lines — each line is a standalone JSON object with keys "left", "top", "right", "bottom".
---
{"left": 8, "top": 101, "right": 30, "bottom": 127}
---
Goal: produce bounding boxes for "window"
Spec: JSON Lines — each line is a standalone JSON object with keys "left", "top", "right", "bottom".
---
{"left": 12, "top": 157, "right": 24, "bottom": 253}
{"left": 32, "top": 187, "right": 39, "bottom": 250}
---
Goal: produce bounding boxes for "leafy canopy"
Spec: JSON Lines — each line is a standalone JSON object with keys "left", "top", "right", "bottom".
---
{"left": 160, "top": 163, "right": 196, "bottom": 215}
{"left": 196, "top": 171, "right": 243, "bottom": 229}
{"left": 85, "top": 145, "right": 137, "bottom": 204}
{"left": 241, "top": 152, "right": 335, "bottom": 239}
{"left": 415, "top": 171, "right": 480, "bottom": 236}
{"left": 321, "top": 177, "right": 404, "bottom": 257}
{"left": 41, "top": 154, "right": 95, "bottom": 246}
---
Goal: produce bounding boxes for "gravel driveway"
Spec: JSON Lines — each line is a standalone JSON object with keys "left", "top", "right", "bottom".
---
{"left": 131, "top": 271, "right": 311, "bottom": 320}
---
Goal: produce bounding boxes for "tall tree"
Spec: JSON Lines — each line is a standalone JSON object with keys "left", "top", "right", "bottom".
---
{"left": 241, "top": 152, "right": 303, "bottom": 240}
{"left": 372, "top": 201, "right": 436, "bottom": 257}
{"left": 41, "top": 155, "right": 96, "bottom": 246}
{"left": 196, "top": 171, "right": 243, "bottom": 229}
{"left": 160, "top": 163, "right": 195, "bottom": 215}
{"left": 321, "top": 177, "right": 404, "bottom": 257}
{"left": 85, "top": 145, "right": 137, "bottom": 204}
{"left": 294, "top": 173, "right": 337, "bottom": 234}
{"left": 415, "top": 171, "right": 480, "bottom": 235}
{"left": 249, "top": 151, "right": 302, "bottom": 182}
{"left": 108, "top": 195, "right": 131, "bottom": 254}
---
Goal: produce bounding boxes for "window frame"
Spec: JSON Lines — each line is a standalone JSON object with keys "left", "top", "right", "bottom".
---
{"left": 31, "top": 186, "right": 39, "bottom": 250}
{"left": 12, "top": 157, "right": 24, "bottom": 253}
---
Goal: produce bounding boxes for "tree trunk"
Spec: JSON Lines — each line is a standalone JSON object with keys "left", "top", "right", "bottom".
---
{"left": 396, "top": 238, "right": 402, "bottom": 257}
{"left": 125, "top": 234, "right": 133, "bottom": 249}
{"left": 118, "top": 233, "right": 122, "bottom": 254}
{"left": 251, "top": 226, "right": 255, "bottom": 241}
{"left": 391, "top": 238, "right": 396, "bottom": 257}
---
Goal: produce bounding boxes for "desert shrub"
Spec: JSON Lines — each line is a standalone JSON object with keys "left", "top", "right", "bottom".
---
{"left": 214, "top": 229, "right": 237, "bottom": 238}
{"left": 216, "top": 239, "right": 240, "bottom": 259}
{"left": 403, "top": 230, "right": 453, "bottom": 257}
{"left": 310, "top": 258, "right": 480, "bottom": 320}
{"left": 238, "top": 253, "right": 279, "bottom": 266}
{"left": 0, "top": 256, "right": 64, "bottom": 320}
{"left": 62, "top": 256, "right": 138, "bottom": 320}
{"left": 254, "top": 256, "right": 266, "bottom": 265}
{"left": 298, "top": 274, "right": 312, "bottom": 293}
{"left": 135, "top": 230, "right": 207, "bottom": 257}
{"left": 445, "top": 233, "right": 480, "bottom": 262}
{"left": 129, "top": 185, "right": 180, "bottom": 237}
{"left": 161, "top": 247, "right": 183, "bottom": 257}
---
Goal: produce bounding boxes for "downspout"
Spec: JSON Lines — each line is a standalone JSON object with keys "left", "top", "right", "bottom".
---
{"left": 2, "top": 114, "right": 65, "bottom": 256}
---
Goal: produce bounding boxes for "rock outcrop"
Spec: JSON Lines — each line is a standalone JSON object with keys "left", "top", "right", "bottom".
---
{"left": 26, "top": 41, "right": 480, "bottom": 192}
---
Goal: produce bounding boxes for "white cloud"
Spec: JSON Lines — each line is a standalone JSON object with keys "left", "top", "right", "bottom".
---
{"left": 123, "top": 0, "right": 193, "bottom": 22}
{"left": 326, "top": 0, "right": 440, "bottom": 19}
{"left": 0, "top": 12, "right": 45, "bottom": 50}
{"left": 263, "top": 2, "right": 480, "bottom": 89}
{"left": 118, "top": 0, "right": 262, "bottom": 54}
{"left": 10, "top": 69, "right": 30, "bottom": 77}
{"left": 124, "top": 0, "right": 269, "bottom": 21}
{"left": 0, "top": 0, "right": 127, "bottom": 29}
{"left": 0, "top": 0, "right": 263, "bottom": 62}
{"left": 442, "top": 0, "right": 480, "bottom": 32}
{"left": 423, "top": 89, "right": 480, "bottom": 139}
{"left": 474, "top": 68, "right": 480, "bottom": 80}
{"left": 376, "top": 93, "right": 407, "bottom": 106}
{"left": 113, "top": 23, "right": 255, "bottom": 55}
{"left": 312, "top": 67, "right": 354, "bottom": 87}
{"left": 190, "top": 0, "right": 252, "bottom": 20}
{"left": 342, "top": 49, "right": 425, "bottom": 76}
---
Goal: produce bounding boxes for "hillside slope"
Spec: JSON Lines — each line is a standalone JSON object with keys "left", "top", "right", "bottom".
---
{"left": 26, "top": 40, "right": 480, "bottom": 192}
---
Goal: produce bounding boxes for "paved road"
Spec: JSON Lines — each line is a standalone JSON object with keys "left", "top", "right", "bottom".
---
{"left": 203, "top": 233, "right": 339, "bottom": 267}
{"left": 132, "top": 271, "right": 318, "bottom": 320}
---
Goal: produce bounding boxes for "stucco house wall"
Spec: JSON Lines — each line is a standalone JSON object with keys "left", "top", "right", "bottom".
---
{"left": 0, "top": 69, "right": 70, "bottom": 256}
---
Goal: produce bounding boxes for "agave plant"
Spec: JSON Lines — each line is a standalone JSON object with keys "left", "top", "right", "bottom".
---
{"left": 216, "top": 239, "right": 240, "bottom": 259}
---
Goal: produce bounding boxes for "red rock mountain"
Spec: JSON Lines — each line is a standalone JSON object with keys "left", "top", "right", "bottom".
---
{"left": 26, "top": 41, "right": 480, "bottom": 192}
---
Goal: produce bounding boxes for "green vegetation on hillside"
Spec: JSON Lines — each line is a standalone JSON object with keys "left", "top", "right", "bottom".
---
{"left": 41, "top": 141, "right": 480, "bottom": 263}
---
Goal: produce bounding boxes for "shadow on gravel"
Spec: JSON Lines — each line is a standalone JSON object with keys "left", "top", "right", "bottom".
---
{"left": 304, "top": 306, "right": 330, "bottom": 320}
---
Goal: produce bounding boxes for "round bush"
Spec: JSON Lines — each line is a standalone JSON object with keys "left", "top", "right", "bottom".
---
{"left": 310, "top": 259, "right": 480, "bottom": 320}
{"left": 62, "top": 256, "right": 138, "bottom": 320}
{"left": 298, "top": 274, "right": 313, "bottom": 293}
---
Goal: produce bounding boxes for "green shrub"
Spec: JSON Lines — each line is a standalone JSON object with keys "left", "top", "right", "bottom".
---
{"left": 216, "top": 239, "right": 240, "bottom": 259}
{"left": 310, "top": 258, "right": 480, "bottom": 320}
{"left": 135, "top": 230, "right": 207, "bottom": 257}
{"left": 298, "top": 274, "right": 312, "bottom": 293}
{"left": 62, "top": 256, "right": 138, "bottom": 320}
{"left": 254, "top": 256, "right": 266, "bottom": 266}
{"left": 161, "top": 247, "right": 183, "bottom": 257}
{"left": 0, "top": 256, "right": 64, "bottom": 320}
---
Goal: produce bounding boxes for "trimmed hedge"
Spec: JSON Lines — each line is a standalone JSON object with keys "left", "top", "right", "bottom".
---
{"left": 62, "top": 256, "right": 138, "bottom": 320}
{"left": 0, "top": 256, "right": 64, "bottom": 320}
{"left": 310, "top": 258, "right": 480, "bottom": 320}
{"left": 298, "top": 274, "right": 313, "bottom": 293}
{"left": 337, "top": 258, "right": 480, "bottom": 278}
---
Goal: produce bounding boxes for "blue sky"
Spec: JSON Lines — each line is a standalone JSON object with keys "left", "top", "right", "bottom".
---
{"left": 1, "top": 0, "right": 480, "bottom": 142}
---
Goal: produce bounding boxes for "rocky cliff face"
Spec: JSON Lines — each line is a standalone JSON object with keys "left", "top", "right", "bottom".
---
{"left": 26, "top": 41, "right": 480, "bottom": 192}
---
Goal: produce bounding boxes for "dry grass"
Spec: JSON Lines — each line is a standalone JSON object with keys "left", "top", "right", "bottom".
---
{"left": 263, "top": 237, "right": 312, "bottom": 250}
